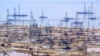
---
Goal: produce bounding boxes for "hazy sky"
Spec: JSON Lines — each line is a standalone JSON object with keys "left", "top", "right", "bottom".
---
{"left": 0, "top": 0, "right": 100, "bottom": 28}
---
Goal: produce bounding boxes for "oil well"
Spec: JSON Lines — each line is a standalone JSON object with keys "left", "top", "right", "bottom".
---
{"left": 0, "top": 3, "right": 100, "bottom": 56}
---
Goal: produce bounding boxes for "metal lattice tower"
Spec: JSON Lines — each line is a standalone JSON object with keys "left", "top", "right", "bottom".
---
{"left": 39, "top": 9, "right": 48, "bottom": 26}
{"left": 61, "top": 13, "right": 73, "bottom": 27}
{"left": 88, "top": 3, "right": 96, "bottom": 29}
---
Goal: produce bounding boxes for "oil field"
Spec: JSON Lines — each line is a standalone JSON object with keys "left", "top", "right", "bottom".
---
{"left": 0, "top": 0, "right": 100, "bottom": 56}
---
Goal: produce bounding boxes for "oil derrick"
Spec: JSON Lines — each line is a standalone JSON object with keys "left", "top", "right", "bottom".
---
{"left": 61, "top": 13, "right": 73, "bottom": 27}
{"left": 4, "top": 9, "right": 13, "bottom": 26}
{"left": 30, "top": 11, "right": 37, "bottom": 27}
{"left": 39, "top": 9, "right": 48, "bottom": 27}
{"left": 29, "top": 11, "right": 32, "bottom": 42}
{"left": 29, "top": 11, "right": 37, "bottom": 41}
{"left": 5, "top": 9, "right": 10, "bottom": 38}
{"left": 6, "top": 9, "right": 11, "bottom": 25}
{"left": 88, "top": 3, "right": 96, "bottom": 30}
